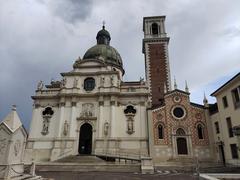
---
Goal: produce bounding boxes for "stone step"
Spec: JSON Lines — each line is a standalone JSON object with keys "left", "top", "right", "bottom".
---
{"left": 56, "top": 155, "right": 106, "bottom": 163}
{"left": 36, "top": 163, "right": 141, "bottom": 173}
{"left": 12, "top": 174, "right": 43, "bottom": 180}
{"left": 155, "top": 163, "right": 226, "bottom": 173}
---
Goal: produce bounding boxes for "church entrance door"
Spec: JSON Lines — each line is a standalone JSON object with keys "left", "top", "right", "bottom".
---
{"left": 177, "top": 137, "right": 188, "bottom": 155}
{"left": 78, "top": 123, "right": 92, "bottom": 154}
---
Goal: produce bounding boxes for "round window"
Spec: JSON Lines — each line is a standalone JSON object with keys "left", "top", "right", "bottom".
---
{"left": 84, "top": 77, "right": 95, "bottom": 91}
{"left": 173, "top": 96, "right": 181, "bottom": 103}
{"left": 172, "top": 107, "right": 185, "bottom": 119}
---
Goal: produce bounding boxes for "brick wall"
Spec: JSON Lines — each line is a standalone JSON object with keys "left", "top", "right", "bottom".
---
{"left": 148, "top": 43, "right": 169, "bottom": 106}
{"left": 152, "top": 91, "right": 209, "bottom": 146}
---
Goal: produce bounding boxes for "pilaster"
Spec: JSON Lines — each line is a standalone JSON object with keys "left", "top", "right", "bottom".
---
{"left": 56, "top": 101, "right": 65, "bottom": 137}
{"left": 110, "top": 99, "right": 116, "bottom": 137}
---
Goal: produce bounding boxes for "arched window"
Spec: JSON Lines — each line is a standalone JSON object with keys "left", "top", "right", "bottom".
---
{"left": 151, "top": 23, "right": 159, "bottom": 35}
{"left": 197, "top": 124, "right": 204, "bottom": 139}
{"left": 158, "top": 125, "right": 164, "bottom": 139}
{"left": 176, "top": 128, "right": 186, "bottom": 136}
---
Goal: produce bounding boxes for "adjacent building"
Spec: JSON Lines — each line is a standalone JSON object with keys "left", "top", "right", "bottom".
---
{"left": 208, "top": 73, "right": 240, "bottom": 165}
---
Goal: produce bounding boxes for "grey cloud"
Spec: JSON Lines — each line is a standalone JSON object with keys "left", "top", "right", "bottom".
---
{"left": 45, "top": 0, "right": 93, "bottom": 24}
{"left": 220, "top": 26, "right": 240, "bottom": 39}
{"left": 1, "top": 0, "right": 240, "bottom": 130}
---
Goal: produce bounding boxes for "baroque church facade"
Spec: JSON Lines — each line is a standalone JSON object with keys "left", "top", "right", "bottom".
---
{"left": 24, "top": 16, "right": 214, "bottom": 164}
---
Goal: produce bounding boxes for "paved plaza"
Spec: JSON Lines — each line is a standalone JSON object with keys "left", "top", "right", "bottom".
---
{"left": 38, "top": 171, "right": 202, "bottom": 180}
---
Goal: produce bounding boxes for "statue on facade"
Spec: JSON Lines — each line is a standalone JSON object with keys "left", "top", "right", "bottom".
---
{"left": 100, "top": 76, "right": 105, "bottom": 87}
{"left": 37, "top": 80, "right": 44, "bottom": 90}
{"left": 110, "top": 75, "right": 114, "bottom": 86}
{"left": 73, "top": 77, "right": 78, "bottom": 88}
{"left": 63, "top": 120, "right": 69, "bottom": 136}
{"left": 127, "top": 118, "right": 134, "bottom": 134}
{"left": 104, "top": 122, "right": 109, "bottom": 136}
{"left": 61, "top": 77, "right": 66, "bottom": 88}
{"left": 124, "top": 105, "right": 136, "bottom": 134}
{"left": 41, "top": 117, "right": 50, "bottom": 135}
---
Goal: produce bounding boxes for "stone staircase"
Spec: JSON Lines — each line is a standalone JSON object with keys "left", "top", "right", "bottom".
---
{"left": 36, "top": 155, "right": 141, "bottom": 173}
{"left": 56, "top": 155, "right": 106, "bottom": 163}
{"left": 155, "top": 159, "right": 226, "bottom": 174}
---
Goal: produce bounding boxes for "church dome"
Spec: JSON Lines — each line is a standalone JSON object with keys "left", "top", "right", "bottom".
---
{"left": 82, "top": 25, "right": 124, "bottom": 74}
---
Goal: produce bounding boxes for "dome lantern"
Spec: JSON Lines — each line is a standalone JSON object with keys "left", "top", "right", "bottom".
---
{"left": 96, "top": 24, "right": 111, "bottom": 45}
{"left": 82, "top": 24, "right": 124, "bottom": 74}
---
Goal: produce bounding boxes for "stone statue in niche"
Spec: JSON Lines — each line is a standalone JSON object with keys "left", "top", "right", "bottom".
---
{"left": 100, "top": 76, "right": 105, "bottom": 86}
{"left": 41, "top": 116, "right": 50, "bottom": 135}
{"left": 127, "top": 117, "right": 134, "bottom": 134}
{"left": 37, "top": 80, "right": 44, "bottom": 90}
{"left": 110, "top": 75, "right": 114, "bottom": 86}
{"left": 124, "top": 105, "right": 136, "bottom": 135}
{"left": 41, "top": 107, "right": 54, "bottom": 135}
{"left": 73, "top": 77, "right": 78, "bottom": 88}
{"left": 81, "top": 103, "right": 94, "bottom": 117}
{"left": 104, "top": 122, "right": 109, "bottom": 136}
{"left": 63, "top": 120, "right": 69, "bottom": 136}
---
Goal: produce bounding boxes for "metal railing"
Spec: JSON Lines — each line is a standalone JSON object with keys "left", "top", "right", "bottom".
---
{"left": 94, "top": 149, "right": 142, "bottom": 163}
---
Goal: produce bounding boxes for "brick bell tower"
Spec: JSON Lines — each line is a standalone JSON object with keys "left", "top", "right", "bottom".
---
{"left": 142, "top": 16, "right": 171, "bottom": 107}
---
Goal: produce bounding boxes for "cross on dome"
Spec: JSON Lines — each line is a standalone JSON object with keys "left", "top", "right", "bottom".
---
{"left": 102, "top": 20, "right": 106, "bottom": 29}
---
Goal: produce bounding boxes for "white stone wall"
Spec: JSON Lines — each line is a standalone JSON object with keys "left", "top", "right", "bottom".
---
{"left": 26, "top": 60, "right": 149, "bottom": 161}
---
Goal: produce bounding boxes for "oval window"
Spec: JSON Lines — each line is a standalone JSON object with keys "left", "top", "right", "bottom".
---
{"left": 84, "top": 77, "right": 95, "bottom": 91}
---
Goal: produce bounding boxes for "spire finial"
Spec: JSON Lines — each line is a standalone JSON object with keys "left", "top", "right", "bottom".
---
{"left": 203, "top": 92, "right": 208, "bottom": 106}
{"left": 102, "top": 20, "right": 105, "bottom": 29}
{"left": 174, "top": 76, "right": 177, "bottom": 89}
{"left": 185, "top": 80, "right": 189, "bottom": 93}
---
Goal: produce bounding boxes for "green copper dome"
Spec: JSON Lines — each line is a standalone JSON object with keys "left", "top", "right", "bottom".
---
{"left": 82, "top": 26, "right": 124, "bottom": 73}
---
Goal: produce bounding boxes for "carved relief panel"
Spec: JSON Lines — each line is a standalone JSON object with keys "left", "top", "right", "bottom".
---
{"left": 81, "top": 103, "right": 95, "bottom": 117}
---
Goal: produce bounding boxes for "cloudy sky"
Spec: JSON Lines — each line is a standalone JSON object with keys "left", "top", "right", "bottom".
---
{"left": 0, "top": 0, "right": 240, "bottom": 130}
